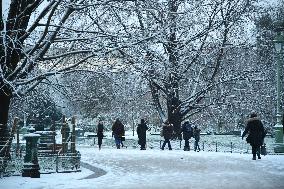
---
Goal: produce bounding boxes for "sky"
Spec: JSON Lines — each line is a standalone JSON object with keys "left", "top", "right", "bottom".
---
{"left": 1, "top": 145, "right": 284, "bottom": 189}
{"left": 2, "top": 0, "right": 10, "bottom": 19}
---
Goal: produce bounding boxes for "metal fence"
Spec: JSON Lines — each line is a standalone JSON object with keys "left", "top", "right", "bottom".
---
{"left": 0, "top": 146, "right": 81, "bottom": 177}
{"left": 77, "top": 135, "right": 275, "bottom": 154}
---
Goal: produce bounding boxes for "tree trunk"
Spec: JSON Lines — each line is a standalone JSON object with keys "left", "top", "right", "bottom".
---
{"left": 0, "top": 87, "right": 12, "bottom": 159}
{"left": 167, "top": 95, "right": 182, "bottom": 139}
{"left": 166, "top": 0, "right": 181, "bottom": 139}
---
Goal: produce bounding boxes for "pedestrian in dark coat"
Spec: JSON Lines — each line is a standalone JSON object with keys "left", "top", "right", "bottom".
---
{"left": 137, "top": 119, "right": 149, "bottom": 150}
{"left": 242, "top": 113, "right": 265, "bottom": 160}
{"left": 193, "top": 126, "right": 201, "bottom": 152}
{"left": 161, "top": 120, "right": 174, "bottom": 150}
{"left": 112, "top": 118, "right": 125, "bottom": 149}
{"left": 181, "top": 121, "right": 193, "bottom": 151}
{"left": 97, "top": 121, "right": 104, "bottom": 150}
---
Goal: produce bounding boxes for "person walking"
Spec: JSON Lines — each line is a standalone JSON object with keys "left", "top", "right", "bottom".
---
{"left": 242, "top": 113, "right": 266, "bottom": 160}
{"left": 193, "top": 126, "right": 201, "bottom": 152}
{"left": 112, "top": 118, "right": 125, "bottom": 149}
{"left": 181, "top": 121, "right": 193, "bottom": 151}
{"left": 97, "top": 120, "right": 104, "bottom": 150}
{"left": 120, "top": 129, "right": 125, "bottom": 148}
{"left": 137, "top": 119, "right": 149, "bottom": 150}
{"left": 161, "top": 120, "right": 174, "bottom": 150}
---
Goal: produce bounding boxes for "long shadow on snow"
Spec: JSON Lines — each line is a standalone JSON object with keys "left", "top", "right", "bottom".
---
{"left": 80, "top": 161, "right": 107, "bottom": 179}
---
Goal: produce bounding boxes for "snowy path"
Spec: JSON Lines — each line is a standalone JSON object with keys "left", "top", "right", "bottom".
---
{"left": 80, "top": 162, "right": 107, "bottom": 179}
{"left": 1, "top": 145, "right": 284, "bottom": 189}
{"left": 79, "top": 146, "right": 284, "bottom": 189}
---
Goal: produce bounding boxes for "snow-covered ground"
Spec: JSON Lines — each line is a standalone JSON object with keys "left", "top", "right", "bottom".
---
{"left": 1, "top": 145, "right": 284, "bottom": 189}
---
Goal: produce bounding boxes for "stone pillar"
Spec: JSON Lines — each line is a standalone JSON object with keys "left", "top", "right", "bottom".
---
{"left": 22, "top": 133, "right": 41, "bottom": 178}
{"left": 61, "top": 116, "right": 70, "bottom": 154}
{"left": 274, "top": 121, "right": 284, "bottom": 153}
{"left": 71, "top": 117, "right": 76, "bottom": 154}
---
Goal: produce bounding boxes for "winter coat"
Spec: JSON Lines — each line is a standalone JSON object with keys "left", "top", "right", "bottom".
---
{"left": 162, "top": 123, "right": 174, "bottom": 140}
{"left": 181, "top": 122, "right": 193, "bottom": 140}
{"left": 112, "top": 120, "right": 125, "bottom": 138}
{"left": 137, "top": 123, "right": 148, "bottom": 143}
{"left": 193, "top": 128, "right": 201, "bottom": 142}
{"left": 97, "top": 123, "right": 104, "bottom": 138}
{"left": 242, "top": 117, "right": 265, "bottom": 146}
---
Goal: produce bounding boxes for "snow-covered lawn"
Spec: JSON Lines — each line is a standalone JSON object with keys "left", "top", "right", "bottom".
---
{"left": 1, "top": 145, "right": 284, "bottom": 189}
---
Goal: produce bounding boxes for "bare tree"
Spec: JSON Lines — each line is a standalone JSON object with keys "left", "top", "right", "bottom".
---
{"left": 0, "top": 0, "right": 139, "bottom": 158}
{"left": 109, "top": 0, "right": 255, "bottom": 136}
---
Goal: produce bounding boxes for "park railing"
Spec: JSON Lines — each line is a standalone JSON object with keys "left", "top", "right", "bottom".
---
{"left": 1, "top": 143, "right": 81, "bottom": 177}
{"left": 0, "top": 116, "right": 81, "bottom": 177}
{"left": 77, "top": 135, "right": 275, "bottom": 155}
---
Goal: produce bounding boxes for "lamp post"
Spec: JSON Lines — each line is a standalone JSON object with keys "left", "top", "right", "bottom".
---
{"left": 273, "top": 32, "right": 284, "bottom": 153}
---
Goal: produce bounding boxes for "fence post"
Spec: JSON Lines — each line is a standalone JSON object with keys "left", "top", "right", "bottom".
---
{"left": 216, "top": 142, "right": 218, "bottom": 152}
{"left": 61, "top": 115, "right": 66, "bottom": 154}
{"left": 56, "top": 155, "right": 59, "bottom": 173}
{"left": 202, "top": 142, "right": 204, "bottom": 151}
{"left": 52, "top": 120, "right": 56, "bottom": 154}
{"left": 180, "top": 140, "right": 181, "bottom": 149}
{"left": 230, "top": 142, "right": 233, "bottom": 153}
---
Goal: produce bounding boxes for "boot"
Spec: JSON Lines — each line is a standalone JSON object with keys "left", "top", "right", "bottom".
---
{"left": 252, "top": 155, "right": 256, "bottom": 160}
{"left": 257, "top": 151, "right": 261, "bottom": 159}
